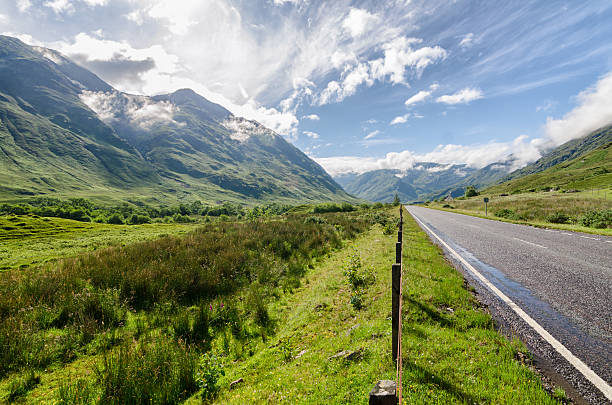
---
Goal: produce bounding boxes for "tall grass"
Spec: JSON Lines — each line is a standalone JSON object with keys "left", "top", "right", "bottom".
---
{"left": 0, "top": 209, "right": 386, "bottom": 384}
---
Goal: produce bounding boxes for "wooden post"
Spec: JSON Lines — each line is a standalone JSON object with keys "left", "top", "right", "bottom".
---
{"left": 392, "top": 263, "right": 401, "bottom": 364}
{"left": 369, "top": 380, "right": 397, "bottom": 404}
{"left": 395, "top": 242, "right": 402, "bottom": 265}
{"left": 397, "top": 230, "right": 402, "bottom": 243}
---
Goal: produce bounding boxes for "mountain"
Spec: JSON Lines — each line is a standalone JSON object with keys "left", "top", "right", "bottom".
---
{"left": 0, "top": 35, "right": 352, "bottom": 205}
{"left": 335, "top": 161, "right": 510, "bottom": 203}
{"left": 485, "top": 126, "right": 612, "bottom": 194}
{"left": 493, "top": 125, "right": 612, "bottom": 187}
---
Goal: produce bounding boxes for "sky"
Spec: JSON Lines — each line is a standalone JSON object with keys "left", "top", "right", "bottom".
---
{"left": 1, "top": 0, "right": 612, "bottom": 176}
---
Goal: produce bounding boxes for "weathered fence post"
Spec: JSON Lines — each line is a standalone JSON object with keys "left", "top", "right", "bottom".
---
{"left": 395, "top": 242, "right": 402, "bottom": 265}
{"left": 392, "top": 263, "right": 401, "bottom": 364}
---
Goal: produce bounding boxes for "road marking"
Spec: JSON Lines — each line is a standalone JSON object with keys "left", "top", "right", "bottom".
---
{"left": 512, "top": 237, "right": 548, "bottom": 249}
{"left": 561, "top": 232, "right": 573, "bottom": 236}
{"left": 579, "top": 235, "right": 600, "bottom": 241}
{"left": 606, "top": 241, "right": 612, "bottom": 244}
{"left": 407, "top": 208, "right": 612, "bottom": 401}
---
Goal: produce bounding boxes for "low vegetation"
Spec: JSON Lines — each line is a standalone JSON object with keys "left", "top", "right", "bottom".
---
{"left": 428, "top": 188, "right": 612, "bottom": 234}
{"left": 0, "top": 205, "right": 391, "bottom": 402}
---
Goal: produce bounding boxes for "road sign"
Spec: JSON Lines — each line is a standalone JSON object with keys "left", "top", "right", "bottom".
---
{"left": 483, "top": 197, "right": 489, "bottom": 216}
{"left": 483, "top": 197, "right": 489, "bottom": 203}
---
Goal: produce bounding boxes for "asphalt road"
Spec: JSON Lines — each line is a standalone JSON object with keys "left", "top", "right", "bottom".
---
{"left": 405, "top": 206, "right": 612, "bottom": 404}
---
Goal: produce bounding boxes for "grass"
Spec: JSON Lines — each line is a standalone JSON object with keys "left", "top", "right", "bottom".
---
{"left": 201, "top": 210, "right": 558, "bottom": 404}
{"left": 426, "top": 189, "right": 612, "bottom": 236}
{"left": 0, "top": 207, "right": 387, "bottom": 403}
{"left": 0, "top": 215, "right": 201, "bottom": 270}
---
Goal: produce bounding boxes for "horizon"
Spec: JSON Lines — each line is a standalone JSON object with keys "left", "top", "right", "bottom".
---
{"left": 1, "top": 1, "right": 612, "bottom": 177}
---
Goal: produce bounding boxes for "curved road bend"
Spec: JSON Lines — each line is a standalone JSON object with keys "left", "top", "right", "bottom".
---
{"left": 405, "top": 206, "right": 611, "bottom": 404}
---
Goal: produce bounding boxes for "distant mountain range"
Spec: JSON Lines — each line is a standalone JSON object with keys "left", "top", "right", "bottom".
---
{"left": 0, "top": 35, "right": 353, "bottom": 205}
{"left": 335, "top": 161, "right": 513, "bottom": 203}
{"left": 335, "top": 125, "right": 612, "bottom": 203}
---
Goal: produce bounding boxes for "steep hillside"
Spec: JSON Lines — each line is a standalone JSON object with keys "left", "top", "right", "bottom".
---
{"left": 0, "top": 35, "right": 352, "bottom": 205}
{"left": 485, "top": 140, "right": 612, "bottom": 194}
{"left": 496, "top": 125, "right": 612, "bottom": 185}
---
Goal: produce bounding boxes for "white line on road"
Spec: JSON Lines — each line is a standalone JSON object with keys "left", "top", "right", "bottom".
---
{"left": 407, "top": 208, "right": 612, "bottom": 401}
{"left": 561, "top": 232, "right": 573, "bottom": 236}
{"left": 512, "top": 237, "right": 548, "bottom": 249}
{"left": 606, "top": 241, "right": 612, "bottom": 244}
{"left": 579, "top": 235, "right": 600, "bottom": 241}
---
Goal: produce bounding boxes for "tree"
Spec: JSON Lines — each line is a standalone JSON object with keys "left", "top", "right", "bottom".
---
{"left": 465, "top": 186, "right": 479, "bottom": 198}
{"left": 392, "top": 192, "right": 400, "bottom": 206}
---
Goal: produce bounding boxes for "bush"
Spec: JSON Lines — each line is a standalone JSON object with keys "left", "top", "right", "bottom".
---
{"left": 465, "top": 186, "right": 479, "bottom": 198}
{"left": 546, "top": 212, "right": 572, "bottom": 224}
{"left": 106, "top": 213, "right": 124, "bottom": 225}
{"left": 197, "top": 353, "right": 225, "bottom": 401}
{"left": 494, "top": 209, "right": 515, "bottom": 219}
{"left": 127, "top": 214, "right": 151, "bottom": 225}
{"left": 580, "top": 210, "right": 612, "bottom": 228}
{"left": 442, "top": 204, "right": 453, "bottom": 209}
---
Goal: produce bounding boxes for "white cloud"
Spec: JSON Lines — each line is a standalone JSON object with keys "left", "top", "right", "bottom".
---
{"left": 390, "top": 114, "right": 410, "bottom": 125}
{"left": 364, "top": 130, "right": 380, "bottom": 140}
{"left": 16, "top": 0, "right": 32, "bottom": 13}
{"left": 404, "top": 90, "right": 431, "bottom": 106}
{"left": 544, "top": 70, "right": 612, "bottom": 145}
{"left": 436, "top": 87, "right": 483, "bottom": 104}
{"left": 459, "top": 33, "right": 474, "bottom": 48}
{"left": 303, "top": 130, "right": 320, "bottom": 139}
{"left": 342, "top": 8, "right": 378, "bottom": 38}
{"left": 43, "top": 0, "right": 75, "bottom": 15}
{"left": 82, "top": 0, "right": 108, "bottom": 6}
{"left": 302, "top": 114, "right": 320, "bottom": 121}
{"left": 317, "top": 37, "right": 446, "bottom": 105}
{"left": 79, "top": 91, "right": 181, "bottom": 129}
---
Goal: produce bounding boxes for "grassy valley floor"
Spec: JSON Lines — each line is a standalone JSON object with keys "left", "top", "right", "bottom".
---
{"left": 0, "top": 215, "right": 201, "bottom": 270}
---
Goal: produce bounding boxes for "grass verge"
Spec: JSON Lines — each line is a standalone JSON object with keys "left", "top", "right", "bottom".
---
{"left": 425, "top": 190, "right": 612, "bottom": 236}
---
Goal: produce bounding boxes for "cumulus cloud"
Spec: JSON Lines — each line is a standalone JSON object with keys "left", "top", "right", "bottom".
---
{"left": 303, "top": 130, "right": 320, "bottom": 139}
{"left": 79, "top": 91, "right": 181, "bottom": 129}
{"left": 436, "top": 87, "right": 483, "bottom": 104}
{"left": 44, "top": 0, "right": 74, "bottom": 15}
{"left": 390, "top": 114, "right": 410, "bottom": 125}
{"left": 342, "top": 8, "right": 379, "bottom": 38}
{"left": 302, "top": 114, "right": 320, "bottom": 121}
{"left": 317, "top": 37, "right": 446, "bottom": 105}
{"left": 16, "top": 0, "right": 32, "bottom": 13}
{"left": 404, "top": 90, "right": 431, "bottom": 106}
{"left": 544, "top": 71, "right": 612, "bottom": 145}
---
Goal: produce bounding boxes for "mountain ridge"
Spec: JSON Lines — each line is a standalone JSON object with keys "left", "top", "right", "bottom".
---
{"left": 0, "top": 35, "right": 354, "bottom": 205}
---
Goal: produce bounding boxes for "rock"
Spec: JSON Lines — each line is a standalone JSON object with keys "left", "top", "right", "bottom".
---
{"left": 346, "top": 323, "right": 360, "bottom": 336}
{"left": 328, "top": 348, "right": 362, "bottom": 361}
{"left": 368, "top": 380, "right": 397, "bottom": 404}
{"left": 230, "top": 378, "right": 244, "bottom": 389}
{"left": 295, "top": 349, "right": 307, "bottom": 359}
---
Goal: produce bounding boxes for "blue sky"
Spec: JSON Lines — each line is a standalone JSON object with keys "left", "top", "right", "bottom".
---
{"left": 1, "top": 0, "right": 612, "bottom": 176}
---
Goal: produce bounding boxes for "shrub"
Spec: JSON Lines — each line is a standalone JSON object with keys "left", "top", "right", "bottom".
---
{"left": 442, "top": 204, "right": 453, "bottom": 209}
{"left": 106, "top": 213, "right": 124, "bottom": 225}
{"left": 465, "top": 186, "right": 479, "bottom": 198}
{"left": 580, "top": 209, "right": 612, "bottom": 228}
{"left": 197, "top": 353, "right": 225, "bottom": 401}
{"left": 545, "top": 212, "right": 572, "bottom": 224}
{"left": 127, "top": 214, "right": 151, "bottom": 225}
{"left": 382, "top": 223, "right": 395, "bottom": 235}
{"left": 350, "top": 289, "right": 364, "bottom": 310}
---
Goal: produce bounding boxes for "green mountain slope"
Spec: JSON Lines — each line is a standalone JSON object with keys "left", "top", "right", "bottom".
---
{"left": 496, "top": 125, "right": 612, "bottom": 185}
{"left": 485, "top": 137, "right": 612, "bottom": 194}
{"left": 0, "top": 35, "right": 352, "bottom": 205}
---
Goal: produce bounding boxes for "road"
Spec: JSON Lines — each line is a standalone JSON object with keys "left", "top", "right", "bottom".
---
{"left": 405, "top": 206, "right": 612, "bottom": 404}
